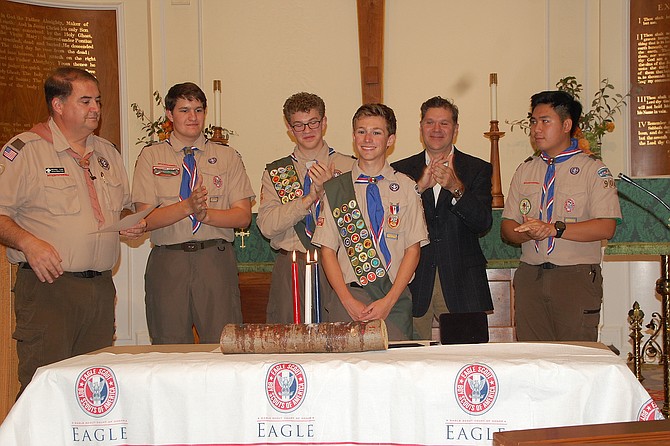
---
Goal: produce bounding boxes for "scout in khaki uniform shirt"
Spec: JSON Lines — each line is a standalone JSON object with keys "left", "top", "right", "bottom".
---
{"left": 501, "top": 90, "right": 622, "bottom": 342}
{"left": 132, "top": 82, "right": 254, "bottom": 344}
{"left": 257, "top": 92, "right": 355, "bottom": 323}
{"left": 312, "top": 103, "right": 429, "bottom": 340}
{"left": 0, "top": 67, "right": 146, "bottom": 396}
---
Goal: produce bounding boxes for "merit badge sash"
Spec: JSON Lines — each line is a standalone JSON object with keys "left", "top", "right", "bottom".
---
{"left": 323, "top": 171, "right": 393, "bottom": 301}
{"left": 266, "top": 156, "right": 311, "bottom": 250}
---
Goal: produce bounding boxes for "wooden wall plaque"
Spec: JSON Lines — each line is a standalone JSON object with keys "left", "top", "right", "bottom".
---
{"left": 630, "top": 0, "right": 670, "bottom": 176}
{"left": 0, "top": 0, "right": 119, "bottom": 148}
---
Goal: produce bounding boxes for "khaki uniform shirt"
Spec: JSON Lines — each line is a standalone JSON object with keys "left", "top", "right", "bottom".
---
{"left": 132, "top": 134, "right": 255, "bottom": 245}
{"left": 312, "top": 162, "right": 429, "bottom": 284}
{"left": 257, "top": 140, "right": 355, "bottom": 252}
{"left": 0, "top": 118, "right": 130, "bottom": 271}
{"left": 502, "top": 152, "right": 622, "bottom": 265}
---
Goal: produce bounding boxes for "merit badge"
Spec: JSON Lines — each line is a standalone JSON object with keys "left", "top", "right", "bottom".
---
{"left": 76, "top": 366, "right": 119, "bottom": 418}
{"left": 213, "top": 175, "right": 223, "bottom": 188}
{"left": 344, "top": 237, "right": 351, "bottom": 247}
{"left": 333, "top": 208, "right": 341, "bottom": 218}
{"left": 570, "top": 167, "right": 580, "bottom": 175}
{"left": 376, "top": 267, "right": 386, "bottom": 278}
{"left": 265, "top": 362, "right": 307, "bottom": 413}
{"left": 337, "top": 217, "right": 344, "bottom": 227}
{"left": 363, "top": 262, "right": 371, "bottom": 273}
{"left": 270, "top": 168, "right": 278, "bottom": 176}
{"left": 208, "top": 157, "right": 217, "bottom": 164}
{"left": 389, "top": 182, "right": 399, "bottom": 192}
{"left": 354, "top": 265, "right": 363, "bottom": 277}
{"left": 367, "top": 272, "right": 377, "bottom": 283}
{"left": 359, "top": 276, "right": 368, "bottom": 286}
{"left": 351, "top": 209, "right": 361, "bottom": 219}
{"left": 519, "top": 198, "right": 531, "bottom": 215}
{"left": 344, "top": 213, "right": 352, "bottom": 223}
{"left": 349, "top": 199, "right": 357, "bottom": 209}
{"left": 97, "top": 156, "right": 110, "bottom": 170}
{"left": 564, "top": 198, "right": 575, "bottom": 213}
{"left": 342, "top": 204, "right": 349, "bottom": 213}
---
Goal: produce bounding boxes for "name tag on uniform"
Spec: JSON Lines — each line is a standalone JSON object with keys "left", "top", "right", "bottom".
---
{"left": 45, "top": 167, "right": 66, "bottom": 176}
{"left": 153, "top": 165, "right": 180, "bottom": 176}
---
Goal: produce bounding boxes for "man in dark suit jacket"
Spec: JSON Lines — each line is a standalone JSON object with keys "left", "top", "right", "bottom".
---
{"left": 391, "top": 96, "right": 494, "bottom": 340}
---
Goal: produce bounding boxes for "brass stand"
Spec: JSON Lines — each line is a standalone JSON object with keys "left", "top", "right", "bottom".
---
{"left": 657, "top": 254, "right": 670, "bottom": 417}
{"left": 209, "top": 126, "right": 229, "bottom": 145}
{"left": 628, "top": 302, "right": 645, "bottom": 382}
{"left": 484, "top": 120, "right": 505, "bottom": 208}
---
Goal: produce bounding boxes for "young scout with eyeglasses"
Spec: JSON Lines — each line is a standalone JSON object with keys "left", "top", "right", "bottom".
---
{"left": 257, "top": 92, "right": 356, "bottom": 323}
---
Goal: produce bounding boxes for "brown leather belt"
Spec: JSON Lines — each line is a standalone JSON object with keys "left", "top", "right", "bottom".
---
{"left": 161, "top": 239, "right": 229, "bottom": 252}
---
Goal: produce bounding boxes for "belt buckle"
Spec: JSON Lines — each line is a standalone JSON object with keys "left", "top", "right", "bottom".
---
{"left": 182, "top": 242, "right": 199, "bottom": 252}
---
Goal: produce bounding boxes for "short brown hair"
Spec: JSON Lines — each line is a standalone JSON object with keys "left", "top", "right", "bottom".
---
{"left": 420, "top": 96, "right": 459, "bottom": 124}
{"left": 44, "top": 67, "right": 99, "bottom": 115}
{"left": 165, "top": 82, "right": 207, "bottom": 112}
{"left": 352, "top": 103, "right": 397, "bottom": 135}
{"left": 282, "top": 92, "right": 325, "bottom": 122}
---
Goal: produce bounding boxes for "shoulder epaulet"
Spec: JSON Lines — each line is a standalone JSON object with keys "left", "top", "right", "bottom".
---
{"left": 210, "top": 140, "right": 229, "bottom": 147}
{"left": 589, "top": 154, "right": 599, "bottom": 161}
{"left": 523, "top": 156, "right": 533, "bottom": 163}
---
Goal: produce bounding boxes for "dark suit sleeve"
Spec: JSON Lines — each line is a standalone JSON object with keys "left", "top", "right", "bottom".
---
{"left": 449, "top": 157, "right": 493, "bottom": 235}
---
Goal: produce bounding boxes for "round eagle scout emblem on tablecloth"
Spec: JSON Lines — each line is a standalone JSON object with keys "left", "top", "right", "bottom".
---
{"left": 454, "top": 363, "right": 498, "bottom": 416}
{"left": 76, "top": 366, "right": 119, "bottom": 418}
{"left": 266, "top": 362, "right": 306, "bottom": 413}
{"left": 519, "top": 198, "right": 531, "bottom": 215}
{"left": 638, "top": 398, "right": 664, "bottom": 421}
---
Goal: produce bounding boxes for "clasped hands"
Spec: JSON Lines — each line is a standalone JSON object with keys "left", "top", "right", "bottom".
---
{"left": 417, "top": 152, "right": 463, "bottom": 194}
{"left": 513, "top": 216, "right": 554, "bottom": 241}
{"left": 186, "top": 175, "right": 209, "bottom": 222}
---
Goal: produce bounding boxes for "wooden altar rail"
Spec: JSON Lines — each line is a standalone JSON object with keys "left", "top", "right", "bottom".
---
{"left": 493, "top": 419, "right": 670, "bottom": 445}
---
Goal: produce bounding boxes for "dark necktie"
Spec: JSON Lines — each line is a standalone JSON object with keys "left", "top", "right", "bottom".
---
{"left": 180, "top": 147, "right": 201, "bottom": 234}
{"left": 356, "top": 174, "right": 392, "bottom": 269}
{"left": 537, "top": 140, "right": 581, "bottom": 254}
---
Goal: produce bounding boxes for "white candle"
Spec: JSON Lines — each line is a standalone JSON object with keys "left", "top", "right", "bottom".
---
{"left": 489, "top": 73, "right": 498, "bottom": 122}
{"left": 304, "top": 250, "right": 312, "bottom": 324}
{"left": 213, "top": 79, "right": 222, "bottom": 128}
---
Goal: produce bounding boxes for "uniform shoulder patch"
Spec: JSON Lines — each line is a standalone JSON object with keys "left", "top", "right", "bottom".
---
{"left": 523, "top": 156, "right": 533, "bottom": 163}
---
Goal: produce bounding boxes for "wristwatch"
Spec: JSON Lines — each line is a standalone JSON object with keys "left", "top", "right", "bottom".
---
{"left": 451, "top": 188, "right": 463, "bottom": 200}
{"left": 554, "top": 221, "right": 566, "bottom": 238}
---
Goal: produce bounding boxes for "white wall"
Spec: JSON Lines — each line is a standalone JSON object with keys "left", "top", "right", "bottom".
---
{"left": 42, "top": 0, "right": 659, "bottom": 358}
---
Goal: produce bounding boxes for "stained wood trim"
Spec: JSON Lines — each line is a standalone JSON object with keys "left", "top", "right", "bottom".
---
{"left": 356, "top": 0, "right": 385, "bottom": 104}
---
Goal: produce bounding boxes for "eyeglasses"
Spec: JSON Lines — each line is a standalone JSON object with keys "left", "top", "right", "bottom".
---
{"left": 291, "top": 119, "right": 322, "bottom": 132}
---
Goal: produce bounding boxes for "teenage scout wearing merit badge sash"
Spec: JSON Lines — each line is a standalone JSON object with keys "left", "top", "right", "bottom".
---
{"left": 257, "top": 92, "right": 356, "bottom": 324}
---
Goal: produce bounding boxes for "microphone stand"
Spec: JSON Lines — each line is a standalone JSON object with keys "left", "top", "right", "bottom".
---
{"left": 619, "top": 173, "right": 670, "bottom": 417}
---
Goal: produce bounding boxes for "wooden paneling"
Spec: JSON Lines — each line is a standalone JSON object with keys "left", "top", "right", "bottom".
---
{"left": 493, "top": 419, "right": 670, "bottom": 445}
{"left": 0, "top": 251, "right": 18, "bottom": 424}
{"left": 241, "top": 270, "right": 516, "bottom": 343}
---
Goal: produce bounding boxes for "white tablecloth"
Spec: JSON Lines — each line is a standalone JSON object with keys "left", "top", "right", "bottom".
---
{"left": 0, "top": 342, "right": 662, "bottom": 445}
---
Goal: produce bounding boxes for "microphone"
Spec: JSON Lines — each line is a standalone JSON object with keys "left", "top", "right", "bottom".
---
{"left": 618, "top": 173, "right": 670, "bottom": 213}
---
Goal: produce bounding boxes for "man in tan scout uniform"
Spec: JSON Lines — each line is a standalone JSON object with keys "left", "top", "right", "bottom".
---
{"left": 501, "top": 90, "right": 621, "bottom": 342}
{"left": 132, "top": 82, "right": 254, "bottom": 344}
{"left": 312, "top": 103, "right": 429, "bottom": 340}
{"left": 0, "top": 67, "right": 146, "bottom": 395}
{"left": 257, "top": 92, "right": 355, "bottom": 323}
